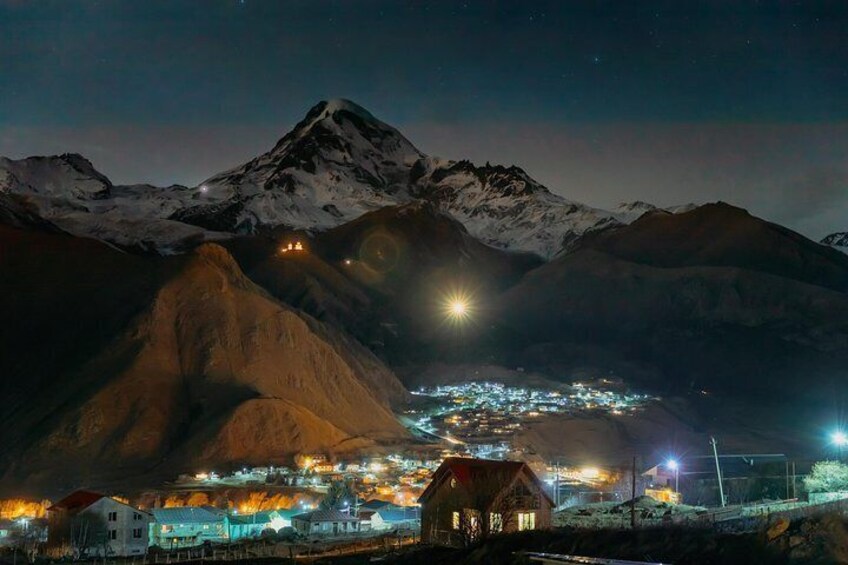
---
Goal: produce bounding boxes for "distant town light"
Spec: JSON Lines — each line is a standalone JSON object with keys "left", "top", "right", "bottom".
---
{"left": 200, "top": 185, "right": 209, "bottom": 193}
{"left": 580, "top": 467, "right": 600, "bottom": 479}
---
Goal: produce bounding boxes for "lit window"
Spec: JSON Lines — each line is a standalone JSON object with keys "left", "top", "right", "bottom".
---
{"left": 517, "top": 512, "right": 536, "bottom": 531}
{"left": 451, "top": 511, "right": 459, "bottom": 530}
{"left": 489, "top": 512, "right": 503, "bottom": 533}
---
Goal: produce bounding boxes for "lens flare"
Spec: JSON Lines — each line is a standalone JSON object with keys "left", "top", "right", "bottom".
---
{"left": 450, "top": 301, "right": 467, "bottom": 317}
{"left": 442, "top": 291, "right": 474, "bottom": 323}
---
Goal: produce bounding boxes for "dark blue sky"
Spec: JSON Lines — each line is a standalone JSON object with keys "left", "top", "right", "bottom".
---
{"left": 2, "top": 0, "right": 847, "bottom": 237}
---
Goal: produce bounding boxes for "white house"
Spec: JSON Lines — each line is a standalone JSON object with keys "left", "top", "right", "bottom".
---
{"left": 47, "top": 491, "right": 151, "bottom": 558}
{"left": 291, "top": 508, "right": 360, "bottom": 537}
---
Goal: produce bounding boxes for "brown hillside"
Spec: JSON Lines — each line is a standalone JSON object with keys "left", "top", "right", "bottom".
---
{"left": 0, "top": 227, "right": 407, "bottom": 494}
{"left": 497, "top": 204, "right": 848, "bottom": 396}
{"left": 579, "top": 202, "right": 848, "bottom": 292}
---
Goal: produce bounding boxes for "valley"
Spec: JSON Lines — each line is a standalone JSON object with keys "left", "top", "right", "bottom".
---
{"left": 2, "top": 99, "right": 847, "bottom": 500}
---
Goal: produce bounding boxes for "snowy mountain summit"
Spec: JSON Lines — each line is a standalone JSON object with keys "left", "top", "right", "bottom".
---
{"left": 822, "top": 232, "right": 848, "bottom": 252}
{"left": 0, "top": 99, "right": 690, "bottom": 258}
{"left": 174, "top": 99, "right": 423, "bottom": 233}
{"left": 178, "top": 98, "right": 672, "bottom": 257}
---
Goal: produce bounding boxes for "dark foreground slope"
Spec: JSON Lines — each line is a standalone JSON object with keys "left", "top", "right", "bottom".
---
{"left": 225, "top": 202, "right": 542, "bottom": 365}
{"left": 0, "top": 223, "right": 408, "bottom": 496}
{"left": 497, "top": 203, "right": 848, "bottom": 397}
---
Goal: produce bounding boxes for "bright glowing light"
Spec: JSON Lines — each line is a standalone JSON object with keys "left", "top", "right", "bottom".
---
{"left": 666, "top": 459, "right": 679, "bottom": 471}
{"left": 580, "top": 467, "right": 600, "bottom": 479}
{"left": 200, "top": 185, "right": 209, "bottom": 193}
{"left": 832, "top": 431, "right": 848, "bottom": 446}
{"left": 442, "top": 291, "right": 474, "bottom": 322}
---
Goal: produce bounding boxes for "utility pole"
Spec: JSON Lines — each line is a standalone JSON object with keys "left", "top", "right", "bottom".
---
{"left": 554, "top": 461, "right": 560, "bottom": 508}
{"left": 785, "top": 461, "right": 790, "bottom": 500}
{"left": 791, "top": 461, "right": 797, "bottom": 499}
{"left": 711, "top": 436, "right": 726, "bottom": 507}
{"left": 630, "top": 456, "right": 637, "bottom": 529}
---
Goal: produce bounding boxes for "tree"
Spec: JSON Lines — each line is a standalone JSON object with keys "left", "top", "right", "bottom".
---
{"left": 804, "top": 461, "right": 848, "bottom": 493}
{"left": 8, "top": 521, "right": 46, "bottom": 564}
{"left": 320, "top": 480, "right": 355, "bottom": 511}
{"left": 70, "top": 512, "right": 109, "bottom": 559}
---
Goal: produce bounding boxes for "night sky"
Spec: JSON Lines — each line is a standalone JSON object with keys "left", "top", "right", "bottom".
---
{"left": 2, "top": 1, "right": 847, "bottom": 238}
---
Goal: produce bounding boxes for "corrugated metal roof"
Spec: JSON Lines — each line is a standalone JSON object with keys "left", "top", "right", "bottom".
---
{"left": 291, "top": 508, "right": 358, "bottom": 522}
{"left": 227, "top": 511, "right": 275, "bottom": 525}
{"left": 152, "top": 507, "right": 222, "bottom": 524}
{"left": 376, "top": 506, "right": 420, "bottom": 522}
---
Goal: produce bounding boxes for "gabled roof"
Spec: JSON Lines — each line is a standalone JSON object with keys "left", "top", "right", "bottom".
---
{"left": 291, "top": 508, "right": 358, "bottom": 522}
{"left": 418, "top": 457, "right": 554, "bottom": 506}
{"left": 48, "top": 490, "right": 105, "bottom": 513}
{"left": 359, "top": 499, "right": 393, "bottom": 510}
{"left": 227, "top": 511, "right": 276, "bottom": 525}
{"left": 376, "top": 506, "right": 420, "bottom": 522}
{"left": 151, "top": 507, "right": 223, "bottom": 524}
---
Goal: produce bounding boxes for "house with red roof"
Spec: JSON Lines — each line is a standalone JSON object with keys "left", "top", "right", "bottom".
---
{"left": 46, "top": 490, "right": 151, "bottom": 558}
{"left": 418, "top": 457, "right": 553, "bottom": 546}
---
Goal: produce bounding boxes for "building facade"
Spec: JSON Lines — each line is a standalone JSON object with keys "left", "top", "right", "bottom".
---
{"left": 418, "top": 458, "right": 553, "bottom": 546}
{"left": 47, "top": 491, "right": 151, "bottom": 558}
{"left": 149, "top": 507, "right": 226, "bottom": 548}
{"left": 291, "top": 508, "right": 360, "bottom": 537}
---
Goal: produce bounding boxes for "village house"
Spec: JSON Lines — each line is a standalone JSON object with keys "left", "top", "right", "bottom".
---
{"left": 418, "top": 458, "right": 553, "bottom": 546}
{"left": 149, "top": 507, "right": 226, "bottom": 549}
{"left": 46, "top": 490, "right": 151, "bottom": 558}
{"left": 225, "top": 510, "right": 288, "bottom": 540}
{"left": 358, "top": 503, "right": 421, "bottom": 531}
{"left": 291, "top": 508, "right": 360, "bottom": 537}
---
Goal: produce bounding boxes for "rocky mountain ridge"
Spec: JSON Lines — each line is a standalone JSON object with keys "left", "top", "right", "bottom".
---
{"left": 0, "top": 99, "right": 692, "bottom": 258}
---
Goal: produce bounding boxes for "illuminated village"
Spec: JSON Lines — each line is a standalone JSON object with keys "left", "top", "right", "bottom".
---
{"left": 3, "top": 3, "right": 847, "bottom": 563}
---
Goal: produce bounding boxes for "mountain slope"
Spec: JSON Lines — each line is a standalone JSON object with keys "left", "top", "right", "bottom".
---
{"left": 576, "top": 203, "right": 848, "bottom": 292}
{"left": 495, "top": 204, "right": 848, "bottom": 396}
{"left": 0, "top": 155, "right": 225, "bottom": 253}
{"left": 822, "top": 232, "right": 848, "bottom": 252}
{"left": 193, "top": 98, "right": 677, "bottom": 258}
{"left": 177, "top": 99, "right": 423, "bottom": 233}
{"left": 222, "top": 203, "right": 542, "bottom": 366}
{"left": 0, "top": 225, "right": 407, "bottom": 493}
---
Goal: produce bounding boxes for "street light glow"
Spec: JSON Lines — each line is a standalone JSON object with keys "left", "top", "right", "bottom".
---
{"left": 832, "top": 431, "right": 848, "bottom": 446}
{"left": 450, "top": 300, "right": 467, "bottom": 317}
{"left": 442, "top": 290, "right": 474, "bottom": 323}
{"left": 666, "top": 459, "right": 679, "bottom": 471}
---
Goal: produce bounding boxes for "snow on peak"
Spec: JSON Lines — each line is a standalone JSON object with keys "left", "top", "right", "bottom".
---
{"left": 822, "top": 232, "right": 848, "bottom": 251}
{"left": 0, "top": 100, "right": 690, "bottom": 259}
{"left": 317, "top": 98, "right": 378, "bottom": 121}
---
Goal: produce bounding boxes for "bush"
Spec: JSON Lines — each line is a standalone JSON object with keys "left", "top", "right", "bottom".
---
{"left": 804, "top": 461, "right": 848, "bottom": 493}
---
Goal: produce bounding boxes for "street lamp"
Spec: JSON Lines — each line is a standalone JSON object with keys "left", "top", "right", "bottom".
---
{"left": 666, "top": 459, "right": 680, "bottom": 493}
{"left": 832, "top": 431, "right": 848, "bottom": 461}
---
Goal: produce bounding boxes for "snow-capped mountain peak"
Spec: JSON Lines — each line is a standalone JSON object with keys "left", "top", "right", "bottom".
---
{"left": 0, "top": 153, "right": 112, "bottom": 201}
{"left": 822, "top": 232, "right": 848, "bottom": 252}
{"left": 0, "top": 99, "right": 694, "bottom": 258}
{"left": 175, "top": 99, "right": 424, "bottom": 233}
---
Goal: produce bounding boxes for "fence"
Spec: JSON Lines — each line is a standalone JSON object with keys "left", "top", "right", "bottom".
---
{"left": 45, "top": 531, "right": 419, "bottom": 565}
